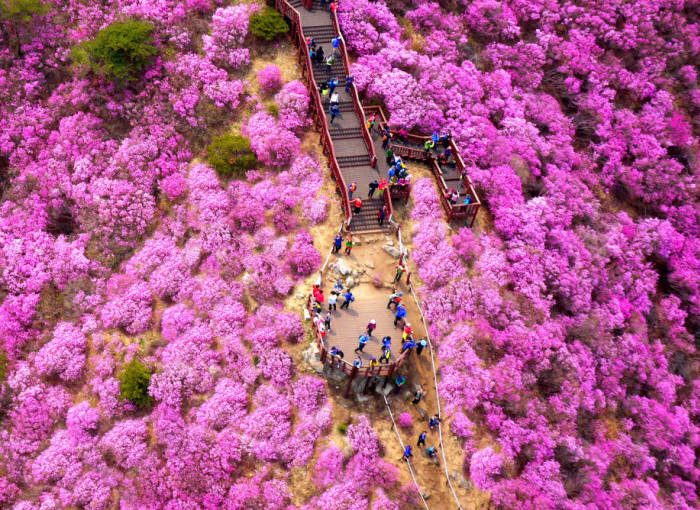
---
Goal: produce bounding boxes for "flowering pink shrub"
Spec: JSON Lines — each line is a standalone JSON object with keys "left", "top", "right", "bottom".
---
{"left": 243, "top": 112, "right": 301, "bottom": 167}
{"left": 397, "top": 412, "right": 413, "bottom": 428}
{"left": 257, "top": 64, "right": 283, "bottom": 94}
{"left": 275, "top": 79, "right": 311, "bottom": 132}
{"left": 34, "top": 323, "right": 87, "bottom": 382}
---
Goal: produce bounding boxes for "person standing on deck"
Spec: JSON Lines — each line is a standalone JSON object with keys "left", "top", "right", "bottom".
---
{"left": 381, "top": 335, "right": 392, "bottom": 351}
{"left": 366, "top": 319, "right": 376, "bottom": 336}
{"left": 315, "top": 46, "right": 324, "bottom": 64}
{"left": 340, "top": 290, "right": 354, "bottom": 309}
{"left": 379, "top": 348, "right": 391, "bottom": 364}
{"left": 354, "top": 332, "right": 369, "bottom": 353}
{"left": 328, "top": 292, "right": 337, "bottom": 311}
{"left": 368, "top": 179, "right": 379, "bottom": 198}
{"left": 424, "top": 138, "right": 435, "bottom": 152}
{"left": 387, "top": 290, "right": 402, "bottom": 309}
{"left": 330, "top": 91, "right": 340, "bottom": 107}
{"left": 385, "top": 147, "right": 394, "bottom": 165}
{"left": 348, "top": 181, "right": 357, "bottom": 199}
{"left": 377, "top": 178, "right": 388, "bottom": 198}
{"left": 353, "top": 357, "right": 362, "bottom": 368}
{"left": 324, "top": 312, "right": 332, "bottom": 331}
{"left": 331, "top": 36, "right": 341, "bottom": 55}
{"left": 345, "top": 74, "right": 354, "bottom": 92}
{"left": 381, "top": 129, "right": 391, "bottom": 150}
{"left": 394, "top": 303, "right": 407, "bottom": 326}
{"left": 377, "top": 205, "right": 387, "bottom": 226}
{"left": 330, "top": 1, "right": 338, "bottom": 16}
{"left": 333, "top": 233, "right": 343, "bottom": 253}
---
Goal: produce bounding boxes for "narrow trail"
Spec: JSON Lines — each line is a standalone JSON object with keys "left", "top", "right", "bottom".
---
{"left": 274, "top": 1, "right": 472, "bottom": 508}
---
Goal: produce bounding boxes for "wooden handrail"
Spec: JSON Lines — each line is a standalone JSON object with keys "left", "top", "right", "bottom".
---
{"left": 331, "top": 11, "right": 378, "bottom": 168}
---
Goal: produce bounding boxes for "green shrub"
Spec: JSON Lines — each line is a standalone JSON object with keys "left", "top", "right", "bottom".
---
{"left": 266, "top": 103, "right": 279, "bottom": 117}
{"left": 0, "top": 0, "right": 50, "bottom": 22}
{"left": 337, "top": 420, "right": 350, "bottom": 435}
{"left": 118, "top": 359, "right": 153, "bottom": 407}
{"left": 72, "top": 18, "right": 158, "bottom": 83}
{"left": 206, "top": 134, "right": 258, "bottom": 177}
{"left": 249, "top": 7, "right": 289, "bottom": 41}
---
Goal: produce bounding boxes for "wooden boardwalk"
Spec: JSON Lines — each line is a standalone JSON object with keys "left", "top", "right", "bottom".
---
{"left": 323, "top": 291, "right": 404, "bottom": 364}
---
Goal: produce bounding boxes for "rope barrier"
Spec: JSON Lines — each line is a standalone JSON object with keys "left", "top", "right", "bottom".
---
{"left": 382, "top": 394, "right": 430, "bottom": 510}
{"left": 409, "top": 283, "right": 464, "bottom": 510}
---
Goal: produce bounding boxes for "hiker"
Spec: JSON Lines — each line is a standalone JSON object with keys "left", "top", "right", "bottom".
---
{"left": 385, "top": 147, "right": 394, "bottom": 165}
{"left": 318, "top": 322, "right": 327, "bottom": 340}
{"left": 387, "top": 166, "right": 395, "bottom": 182}
{"left": 312, "top": 285, "right": 324, "bottom": 303}
{"left": 393, "top": 262, "right": 407, "bottom": 283}
{"left": 401, "top": 338, "right": 416, "bottom": 354}
{"left": 402, "top": 444, "right": 413, "bottom": 461}
{"left": 330, "top": 1, "right": 338, "bottom": 15}
{"left": 416, "top": 338, "right": 428, "bottom": 356}
{"left": 438, "top": 151, "right": 449, "bottom": 165}
{"left": 344, "top": 236, "right": 354, "bottom": 255}
{"left": 387, "top": 290, "right": 402, "bottom": 309}
{"left": 353, "top": 356, "right": 362, "bottom": 368}
{"left": 451, "top": 189, "right": 460, "bottom": 204}
{"left": 354, "top": 332, "right": 369, "bottom": 353}
{"left": 428, "top": 415, "right": 441, "bottom": 430}
{"left": 351, "top": 198, "right": 362, "bottom": 214}
{"left": 340, "top": 290, "right": 354, "bottom": 309}
{"left": 328, "top": 292, "right": 337, "bottom": 311}
{"left": 377, "top": 178, "right": 388, "bottom": 198}
{"left": 412, "top": 387, "right": 425, "bottom": 405}
{"left": 333, "top": 233, "right": 343, "bottom": 253}
{"left": 426, "top": 446, "right": 438, "bottom": 459}
{"left": 366, "top": 319, "right": 377, "bottom": 336}
{"left": 441, "top": 132, "right": 451, "bottom": 147}
{"left": 319, "top": 80, "right": 329, "bottom": 97}
{"left": 369, "top": 357, "right": 379, "bottom": 370}
{"left": 394, "top": 303, "right": 407, "bottom": 326}
{"left": 417, "top": 431, "right": 427, "bottom": 447}
{"left": 328, "top": 77, "right": 339, "bottom": 95}
{"left": 309, "top": 46, "right": 316, "bottom": 61}
{"left": 348, "top": 181, "right": 357, "bottom": 199}
{"left": 366, "top": 112, "right": 376, "bottom": 133}
{"left": 424, "top": 138, "right": 435, "bottom": 152}
{"left": 324, "top": 312, "right": 332, "bottom": 331}
{"left": 331, "top": 36, "right": 341, "bottom": 52}
{"left": 377, "top": 205, "right": 387, "bottom": 226}
{"left": 368, "top": 179, "right": 379, "bottom": 198}
{"left": 330, "top": 91, "right": 340, "bottom": 107}
{"left": 431, "top": 131, "right": 440, "bottom": 144}
{"left": 463, "top": 195, "right": 472, "bottom": 205}
{"left": 312, "top": 300, "right": 322, "bottom": 315}
{"left": 382, "top": 335, "right": 392, "bottom": 349}
{"left": 345, "top": 74, "right": 354, "bottom": 92}
{"left": 306, "top": 36, "right": 314, "bottom": 48}
{"left": 333, "top": 280, "right": 344, "bottom": 293}
{"left": 381, "top": 128, "right": 392, "bottom": 149}
{"left": 330, "top": 104, "right": 340, "bottom": 123}
{"left": 315, "top": 46, "right": 324, "bottom": 64}
{"left": 394, "top": 374, "right": 406, "bottom": 395}
{"left": 398, "top": 126, "right": 408, "bottom": 141}
{"left": 326, "top": 54, "right": 335, "bottom": 74}
{"left": 379, "top": 348, "right": 391, "bottom": 364}
{"left": 402, "top": 323, "right": 412, "bottom": 341}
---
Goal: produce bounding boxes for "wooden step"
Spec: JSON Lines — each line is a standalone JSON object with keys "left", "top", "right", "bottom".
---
{"left": 337, "top": 154, "right": 370, "bottom": 167}
{"left": 329, "top": 127, "right": 363, "bottom": 140}
{"left": 348, "top": 198, "right": 391, "bottom": 232}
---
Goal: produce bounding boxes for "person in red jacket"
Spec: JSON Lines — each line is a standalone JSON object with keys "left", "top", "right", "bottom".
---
{"left": 351, "top": 198, "right": 363, "bottom": 214}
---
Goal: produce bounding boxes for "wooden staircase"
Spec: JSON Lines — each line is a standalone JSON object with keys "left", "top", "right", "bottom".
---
{"left": 348, "top": 198, "right": 387, "bottom": 233}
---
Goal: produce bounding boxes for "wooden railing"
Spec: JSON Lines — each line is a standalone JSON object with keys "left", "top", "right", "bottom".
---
{"left": 306, "top": 295, "right": 409, "bottom": 380}
{"left": 275, "top": 0, "right": 353, "bottom": 224}
{"left": 330, "top": 10, "right": 378, "bottom": 168}
{"left": 363, "top": 104, "right": 480, "bottom": 226}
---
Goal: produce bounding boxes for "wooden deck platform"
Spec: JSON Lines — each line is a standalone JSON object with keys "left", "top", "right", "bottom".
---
{"left": 322, "top": 290, "right": 406, "bottom": 364}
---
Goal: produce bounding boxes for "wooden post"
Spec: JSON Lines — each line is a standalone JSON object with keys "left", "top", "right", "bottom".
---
{"left": 383, "top": 364, "right": 395, "bottom": 389}
{"left": 344, "top": 365, "right": 358, "bottom": 398}
{"left": 406, "top": 272, "right": 412, "bottom": 287}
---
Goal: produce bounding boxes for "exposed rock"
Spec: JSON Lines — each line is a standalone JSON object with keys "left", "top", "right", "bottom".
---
{"left": 382, "top": 244, "right": 401, "bottom": 258}
{"left": 365, "top": 261, "right": 375, "bottom": 269}
{"left": 384, "top": 237, "right": 393, "bottom": 245}
{"left": 334, "top": 259, "right": 352, "bottom": 276}
{"left": 345, "top": 276, "right": 356, "bottom": 288}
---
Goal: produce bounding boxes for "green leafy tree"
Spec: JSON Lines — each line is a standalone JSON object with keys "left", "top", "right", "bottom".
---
{"left": 206, "top": 134, "right": 258, "bottom": 177}
{"left": 72, "top": 18, "right": 158, "bottom": 83}
{"left": 0, "top": 0, "right": 52, "bottom": 56}
{"left": 249, "top": 7, "right": 289, "bottom": 41}
{"left": 118, "top": 359, "right": 153, "bottom": 407}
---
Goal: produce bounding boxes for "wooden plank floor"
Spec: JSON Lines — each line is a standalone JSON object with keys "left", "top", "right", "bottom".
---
{"left": 322, "top": 291, "right": 409, "bottom": 364}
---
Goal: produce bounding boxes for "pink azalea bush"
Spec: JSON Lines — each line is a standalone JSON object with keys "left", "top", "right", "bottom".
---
{"left": 257, "top": 64, "right": 283, "bottom": 94}
{"left": 341, "top": 1, "right": 699, "bottom": 508}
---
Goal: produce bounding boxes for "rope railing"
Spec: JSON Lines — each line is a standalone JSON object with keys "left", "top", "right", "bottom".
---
{"left": 382, "top": 393, "right": 430, "bottom": 510}
{"left": 408, "top": 283, "right": 464, "bottom": 510}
